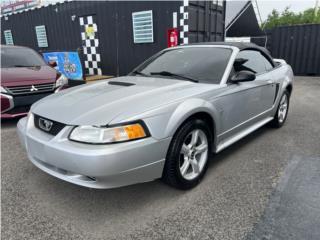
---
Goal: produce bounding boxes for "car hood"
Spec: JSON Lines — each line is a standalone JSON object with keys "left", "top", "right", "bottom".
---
{"left": 1, "top": 65, "right": 57, "bottom": 86}
{"left": 31, "top": 76, "right": 220, "bottom": 126}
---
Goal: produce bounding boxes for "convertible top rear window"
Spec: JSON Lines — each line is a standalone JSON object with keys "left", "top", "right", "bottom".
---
{"left": 136, "top": 47, "right": 232, "bottom": 84}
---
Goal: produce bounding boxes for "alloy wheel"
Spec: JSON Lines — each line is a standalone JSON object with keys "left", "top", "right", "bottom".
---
{"left": 278, "top": 94, "right": 288, "bottom": 123}
{"left": 179, "top": 129, "right": 208, "bottom": 180}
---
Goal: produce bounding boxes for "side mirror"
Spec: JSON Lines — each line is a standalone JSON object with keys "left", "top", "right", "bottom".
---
{"left": 234, "top": 58, "right": 248, "bottom": 67}
{"left": 231, "top": 70, "right": 256, "bottom": 83}
{"left": 48, "top": 61, "right": 57, "bottom": 68}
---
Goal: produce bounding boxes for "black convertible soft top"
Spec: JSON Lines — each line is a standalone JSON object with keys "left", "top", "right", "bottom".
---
{"left": 189, "top": 42, "right": 275, "bottom": 66}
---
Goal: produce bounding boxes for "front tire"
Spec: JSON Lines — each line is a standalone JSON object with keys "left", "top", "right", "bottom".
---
{"left": 162, "top": 119, "right": 212, "bottom": 190}
{"left": 270, "top": 90, "right": 290, "bottom": 128}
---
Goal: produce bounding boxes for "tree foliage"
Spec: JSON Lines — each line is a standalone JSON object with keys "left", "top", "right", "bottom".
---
{"left": 263, "top": 7, "right": 320, "bottom": 29}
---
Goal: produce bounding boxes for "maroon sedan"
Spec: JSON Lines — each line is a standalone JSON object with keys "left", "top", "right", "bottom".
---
{"left": 1, "top": 45, "right": 68, "bottom": 119}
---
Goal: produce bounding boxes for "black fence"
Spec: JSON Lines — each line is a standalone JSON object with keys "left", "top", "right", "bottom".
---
{"left": 253, "top": 24, "right": 320, "bottom": 76}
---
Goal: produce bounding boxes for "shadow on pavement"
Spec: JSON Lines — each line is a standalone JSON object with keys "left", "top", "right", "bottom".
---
{"left": 1, "top": 118, "right": 21, "bottom": 129}
{"left": 208, "top": 124, "right": 271, "bottom": 169}
{"left": 246, "top": 155, "right": 320, "bottom": 240}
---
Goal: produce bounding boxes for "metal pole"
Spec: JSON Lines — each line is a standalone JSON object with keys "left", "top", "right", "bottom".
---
{"left": 315, "top": 0, "right": 319, "bottom": 17}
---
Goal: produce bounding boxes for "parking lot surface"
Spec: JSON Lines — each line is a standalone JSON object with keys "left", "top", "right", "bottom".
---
{"left": 247, "top": 155, "right": 320, "bottom": 240}
{"left": 1, "top": 77, "right": 320, "bottom": 240}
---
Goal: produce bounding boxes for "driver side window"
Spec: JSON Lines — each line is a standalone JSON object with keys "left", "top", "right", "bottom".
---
{"left": 235, "top": 50, "right": 273, "bottom": 75}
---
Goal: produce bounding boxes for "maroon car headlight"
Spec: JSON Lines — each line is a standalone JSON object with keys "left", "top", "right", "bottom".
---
{"left": 55, "top": 74, "right": 68, "bottom": 88}
{"left": 1, "top": 94, "right": 11, "bottom": 112}
{"left": 1, "top": 86, "right": 8, "bottom": 93}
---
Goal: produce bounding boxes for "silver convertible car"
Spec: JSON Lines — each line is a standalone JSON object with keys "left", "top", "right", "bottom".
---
{"left": 17, "top": 42, "right": 293, "bottom": 190}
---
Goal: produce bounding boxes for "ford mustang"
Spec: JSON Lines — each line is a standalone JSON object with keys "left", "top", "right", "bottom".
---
{"left": 17, "top": 42, "right": 293, "bottom": 190}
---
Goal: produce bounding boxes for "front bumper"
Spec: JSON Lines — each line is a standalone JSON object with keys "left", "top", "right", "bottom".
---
{"left": 1, "top": 92, "right": 53, "bottom": 119}
{"left": 17, "top": 115, "right": 171, "bottom": 189}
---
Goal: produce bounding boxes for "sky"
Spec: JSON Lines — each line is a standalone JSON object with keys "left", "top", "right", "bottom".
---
{"left": 255, "top": 0, "right": 318, "bottom": 21}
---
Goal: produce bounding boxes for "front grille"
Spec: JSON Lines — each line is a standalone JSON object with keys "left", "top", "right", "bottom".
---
{"left": 34, "top": 114, "right": 66, "bottom": 136}
{"left": 6, "top": 105, "right": 30, "bottom": 114}
{"left": 6, "top": 83, "right": 55, "bottom": 96}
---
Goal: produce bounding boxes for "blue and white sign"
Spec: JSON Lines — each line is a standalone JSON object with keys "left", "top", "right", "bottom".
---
{"left": 43, "top": 51, "right": 83, "bottom": 80}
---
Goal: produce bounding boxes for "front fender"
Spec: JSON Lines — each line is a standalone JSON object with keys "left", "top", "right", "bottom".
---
{"left": 281, "top": 68, "right": 294, "bottom": 92}
{"left": 164, "top": 98, "right": 220, "bottom": 142}
{"left": 271, "top": 65, "right": 294, "bottom": 115}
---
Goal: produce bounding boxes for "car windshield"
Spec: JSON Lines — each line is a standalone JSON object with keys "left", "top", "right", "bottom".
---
{"left": 133, "top": 47, "right": 232, "bottom": 84}
{"left": 1, "top": 47, "right": 46, "bottom": 68}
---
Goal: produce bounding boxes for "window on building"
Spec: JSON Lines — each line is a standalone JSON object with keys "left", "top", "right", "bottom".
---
{"left": 213, "top": 0, "right": 224, "bottom": 7}
{"left": 35, "top": 25, "right": 48, "bottom": 48}
{"left": 217, "top": 0, "right": 224, "bottom": 7}
{"left": 132, "top": 10, "right": 154, "bottom": 44}
{"left": 4, "top": 30, "right": 14, "bottom": 45}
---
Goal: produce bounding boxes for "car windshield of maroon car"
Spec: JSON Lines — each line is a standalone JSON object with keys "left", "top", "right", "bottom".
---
{"left": 1, "top": 47, "right": 46, "bottom": 68}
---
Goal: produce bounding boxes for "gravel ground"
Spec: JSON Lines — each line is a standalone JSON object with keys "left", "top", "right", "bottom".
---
{"left": 1, "top": 76, "right": 320, "bottom": 240}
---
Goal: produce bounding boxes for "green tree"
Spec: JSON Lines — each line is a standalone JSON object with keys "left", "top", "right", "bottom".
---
{"left": 263, "top": 7, "right": 320, "bottom": 29}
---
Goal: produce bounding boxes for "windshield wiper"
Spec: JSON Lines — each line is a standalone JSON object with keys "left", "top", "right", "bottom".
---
{"left": 150, "top": 71, "right": 198, "bottom": 83}
{"left": 132, "top": 70, "right": 150, "bottom": 77}
{"left": 12, "top": 65, "right": 40, "bottom": 68}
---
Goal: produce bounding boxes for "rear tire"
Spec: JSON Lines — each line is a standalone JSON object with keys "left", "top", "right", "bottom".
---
{"left": 162, "top": 119, "right": 212, "bottom": 190}
{"left": 270, "top": 90, "right": 290, "bottom": 128}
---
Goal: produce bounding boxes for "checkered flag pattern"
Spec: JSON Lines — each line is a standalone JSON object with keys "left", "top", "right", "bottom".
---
{"left": 179, "top": 0, "right": 189, "bottom": 45}
{"left": 79, "top": 15, "right": 102, "bottom": 75}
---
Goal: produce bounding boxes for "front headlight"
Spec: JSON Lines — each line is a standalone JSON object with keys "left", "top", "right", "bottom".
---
{"left": 1, "top": 86, "right": 8, "bottom": 93}
{"left": 55, "top": 73, "right": 68, "bottom": 88}
{"left": 69, "top": 121, "right": 149, "bottom": 144}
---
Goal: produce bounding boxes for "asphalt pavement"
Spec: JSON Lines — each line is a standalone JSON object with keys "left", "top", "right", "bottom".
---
{"left": 1, "top": 76, "right": 320, "bottom": 240}
{"left": 247, "top": 155, "right": 320, "bottom": 240}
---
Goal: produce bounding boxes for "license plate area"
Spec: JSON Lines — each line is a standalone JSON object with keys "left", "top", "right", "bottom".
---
{"left": 27, "top": 137, "right": 46, "bottom": 162}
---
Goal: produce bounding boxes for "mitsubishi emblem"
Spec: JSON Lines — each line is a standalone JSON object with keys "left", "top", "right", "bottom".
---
{"left": 30, "top": 85, "right": 38, "bottom": 92}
